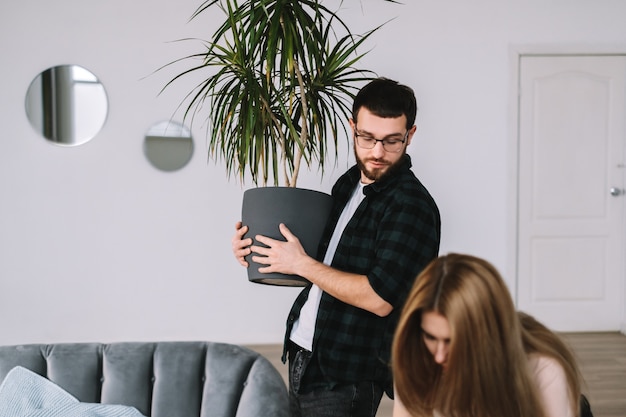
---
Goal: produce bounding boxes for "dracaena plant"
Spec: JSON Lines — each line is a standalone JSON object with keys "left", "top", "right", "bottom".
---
{"left": 163, "top": 0, "right": 398, "bottom": 186}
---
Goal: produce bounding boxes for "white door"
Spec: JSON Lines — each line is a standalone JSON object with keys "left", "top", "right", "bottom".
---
{"left": 517, "top": 55, "right": 626, "bottom": 332}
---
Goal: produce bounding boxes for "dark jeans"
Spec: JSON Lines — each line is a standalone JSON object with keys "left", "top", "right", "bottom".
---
{"left": 288, "top": 344, "right": 384, "bottom": 417}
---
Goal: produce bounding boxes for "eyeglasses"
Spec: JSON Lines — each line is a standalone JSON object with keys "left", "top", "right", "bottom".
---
{"left": 354, "top": 126, "right": 409, "bottom": 153}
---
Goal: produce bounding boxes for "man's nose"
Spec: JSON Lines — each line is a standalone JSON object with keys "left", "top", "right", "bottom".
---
{"left": 372, "top": 140, "right": 386, "bottom": 157}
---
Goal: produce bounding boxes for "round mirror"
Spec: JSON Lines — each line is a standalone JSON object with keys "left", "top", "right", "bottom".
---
{"left": 143, "top": 121, "right": 194, "bottom": 172}
{"left": 25, "top": 65, "right": 108, "bottom": 146}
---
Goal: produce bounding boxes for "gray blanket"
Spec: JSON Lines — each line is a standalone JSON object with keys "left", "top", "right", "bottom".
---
{"left": 0, "top": 366, "right": 146, "bottom": 417}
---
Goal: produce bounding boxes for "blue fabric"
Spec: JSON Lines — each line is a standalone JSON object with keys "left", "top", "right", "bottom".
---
{"left": 0, "top": 366, "right": 146, "bottom": 417}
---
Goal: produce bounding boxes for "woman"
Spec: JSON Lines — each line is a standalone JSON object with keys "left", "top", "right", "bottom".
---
{"left": 392, "top": 253, "right": 591, "bottom": 417}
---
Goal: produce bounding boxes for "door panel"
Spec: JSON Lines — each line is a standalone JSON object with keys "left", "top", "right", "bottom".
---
{"left": 517, "top": 55, "right": 626, "bottom": 331}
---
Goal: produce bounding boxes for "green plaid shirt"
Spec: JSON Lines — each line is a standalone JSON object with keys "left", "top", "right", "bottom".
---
{"left": 282, "top": 155, "right": 441, "bottom": 396}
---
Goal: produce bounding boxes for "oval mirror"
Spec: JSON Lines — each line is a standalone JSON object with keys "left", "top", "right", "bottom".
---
{"left": 143, "top": 121, "right": 194, "bottom": 172}
{"left": 25, "top": 65, "right": 108, "bottom": 146}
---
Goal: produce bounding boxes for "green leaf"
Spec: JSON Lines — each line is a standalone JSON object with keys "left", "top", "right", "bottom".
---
{"left": 160, "top": 0, "right": 400, "bottom": 186}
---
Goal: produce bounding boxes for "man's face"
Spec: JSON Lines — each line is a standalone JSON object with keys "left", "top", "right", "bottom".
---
{"left": 350, "top": 107, "right": 415, "bottom": 184}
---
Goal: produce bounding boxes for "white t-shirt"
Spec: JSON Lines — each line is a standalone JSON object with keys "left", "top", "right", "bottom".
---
{"left": 289, "top": 182, "right": 367, "bottom": 351}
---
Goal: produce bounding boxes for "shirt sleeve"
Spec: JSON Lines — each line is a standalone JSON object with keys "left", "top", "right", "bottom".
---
{"left": 368, "top": 195, "right": 440, "bottom": 307}
{"left": 530, "top": 355, "right": 574, "bottom": 417}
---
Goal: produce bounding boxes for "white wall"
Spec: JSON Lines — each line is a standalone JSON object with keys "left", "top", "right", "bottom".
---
{"left": 0, "top": 0, "right": 625, "bottom": 345}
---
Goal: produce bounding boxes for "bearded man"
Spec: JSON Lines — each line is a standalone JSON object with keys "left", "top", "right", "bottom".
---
{"left": 232, "top": 78, "right": 441, "bottom": 417}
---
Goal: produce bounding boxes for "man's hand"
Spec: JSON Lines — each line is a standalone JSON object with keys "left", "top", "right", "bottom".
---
{"left": 231, "top": 221, "right": 253, "bottom": 267}
{"left": 252, "top": 224, "right": 392, "bottom": 316}
{"left": 251, "top": 223, "right": 309, "bottom": 276}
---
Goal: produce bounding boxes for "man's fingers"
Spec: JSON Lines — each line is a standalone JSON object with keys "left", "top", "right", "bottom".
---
{"left": 279, "top": 223, "right": 295, "bottom": 240}
{"left": 251, "top": 254, "right": 271, "bottom": 266}
{"left": 254, "top": 234, "right": 277, "bottom": 247}
{"left": 250, "top": 243, "right": 271, "bottom": 257}
{"left": 232, "top": 221, "right": 251, "bottom": 268}
{"left": 236, "top": 224, "right": 249, "bottom": 237}
{"left": 232, "top": 236, "right": 251, "bottom": 252}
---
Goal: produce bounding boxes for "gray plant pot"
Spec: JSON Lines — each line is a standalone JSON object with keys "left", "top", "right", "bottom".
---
{"left": 242, "top": 187, "right": 333, "bottom": 286}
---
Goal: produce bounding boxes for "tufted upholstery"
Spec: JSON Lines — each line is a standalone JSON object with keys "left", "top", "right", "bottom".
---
{"left": 0, "top": 341, "right": 289, "bottom": 417}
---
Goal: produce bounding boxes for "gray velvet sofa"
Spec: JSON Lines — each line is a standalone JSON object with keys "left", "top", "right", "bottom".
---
{"left": 0, "top": 341, "right": 289, "bottom": 417}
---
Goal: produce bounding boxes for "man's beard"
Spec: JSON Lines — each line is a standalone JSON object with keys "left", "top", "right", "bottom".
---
{"left": 354, "top": 144, "right": 406, "bottom": 182}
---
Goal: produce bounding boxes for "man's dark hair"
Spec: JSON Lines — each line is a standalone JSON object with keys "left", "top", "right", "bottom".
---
{"left": 352, "top": 77, "right": 418, "bottom": 128}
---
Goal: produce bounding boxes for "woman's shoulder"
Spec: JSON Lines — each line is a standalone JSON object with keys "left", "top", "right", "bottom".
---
{"left": 528, "top": 353, "right": 567, "bottom": 385}
{"left": 528, "top": 353, "right": 574, "bottom": 417}
{"left": 529, "top": 352, "right": 561, "bottom": 371}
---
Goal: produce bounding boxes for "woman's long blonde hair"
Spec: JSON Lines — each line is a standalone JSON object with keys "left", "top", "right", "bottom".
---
{"left": 392, "top": 253, "right": 581, "bottom": 417}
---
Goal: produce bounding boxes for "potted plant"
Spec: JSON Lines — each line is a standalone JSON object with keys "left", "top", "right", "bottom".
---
{"left": 163, "top": 0, "right": 398, "bottom": 285}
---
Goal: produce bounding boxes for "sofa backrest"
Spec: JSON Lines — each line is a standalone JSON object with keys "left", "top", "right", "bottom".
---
{"left": 0, "top": 341, "right": 289, "bottom": 417}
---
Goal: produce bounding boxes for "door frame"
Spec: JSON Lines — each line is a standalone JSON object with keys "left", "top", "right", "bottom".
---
{"left": 507, "top": 45, "right": 626, "bottom": 334}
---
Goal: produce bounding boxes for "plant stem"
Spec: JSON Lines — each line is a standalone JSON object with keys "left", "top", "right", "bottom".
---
{"left": 289, "top": 61, "right": 309, "bottom": 188}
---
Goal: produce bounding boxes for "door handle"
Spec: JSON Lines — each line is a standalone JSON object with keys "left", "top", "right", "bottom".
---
{"left": 610, "top": 187, "right": 624, "bottom": 196}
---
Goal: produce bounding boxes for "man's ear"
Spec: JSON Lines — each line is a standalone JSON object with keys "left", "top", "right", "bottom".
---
{"left": 406, "top": 124, "right": 417, "bottom": 145}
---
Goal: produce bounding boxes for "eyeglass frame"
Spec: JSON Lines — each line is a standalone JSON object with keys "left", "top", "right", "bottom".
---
{"left": 353, "top": 125, "right": 410, "bottom": 153}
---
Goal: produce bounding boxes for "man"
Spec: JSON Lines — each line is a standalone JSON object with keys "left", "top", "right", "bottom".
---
{"left": 232, "top": 78, "right": 441, "bottom": 417}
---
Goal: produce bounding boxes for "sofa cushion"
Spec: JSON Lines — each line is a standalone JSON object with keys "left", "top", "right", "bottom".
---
{"left": 0, "top": 366, "right": 145, "bottom": 417}
{"left": 0, "top": 342, "right": 289, "bottom": 417}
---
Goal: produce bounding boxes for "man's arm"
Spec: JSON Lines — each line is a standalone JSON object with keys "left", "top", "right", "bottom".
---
{"left": 252, "top": 223, "right": 393, "bottom": 317}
